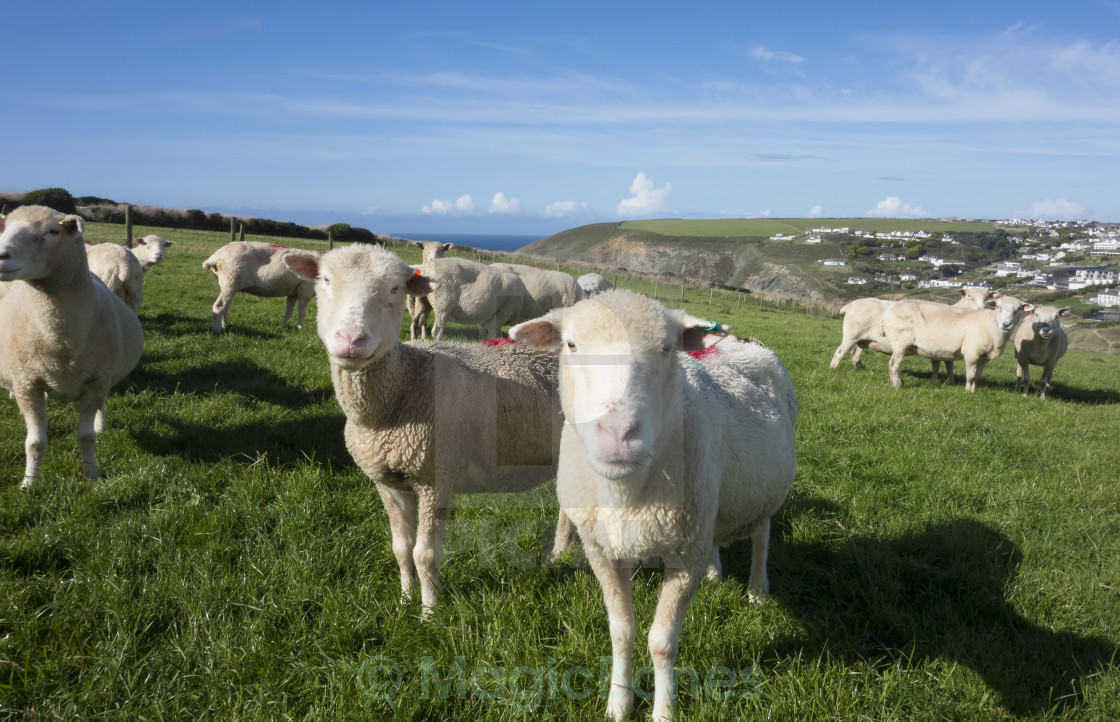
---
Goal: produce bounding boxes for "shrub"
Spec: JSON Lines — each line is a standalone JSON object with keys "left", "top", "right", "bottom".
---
{"left": 22, "top": 187, "right": 77, "bottom": 214}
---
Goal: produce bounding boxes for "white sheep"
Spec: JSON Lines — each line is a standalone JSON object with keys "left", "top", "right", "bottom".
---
{"left": 418, "top": 257, "right": 542, "bottom": 341}
{"left": 830, "top": 287, "right": 996, "bottom": 382}
{"left": 577, "top": 272, "right": 614, "bottom": 296}
{"left": 490, "top": 262, "right": 584, "bottom": 311}
{"left": 132, "top": 234, "right": 173, "bottom": 271}
{"left": 407, "top": 241, "right": 452, "bottom": 340}
{"left": 510, "top": 290, "right": 798, "bottom": 722}
{"left": 1013, "top": 305, "right": 1070, "bottom": 399}
{"left": 881, "top": 295, "right": 1029, "bottom": 391}
{"left": 283, "top": 244, "right": 573, "bottom": 614}
{"left": 0, "top": 206, "right": 144, "bottom": 487}
{"left": 86, "top": 242, "right": 145, "bottom": 313}
{"left": 202, "top": 241, "right": 320, "bottom": 334}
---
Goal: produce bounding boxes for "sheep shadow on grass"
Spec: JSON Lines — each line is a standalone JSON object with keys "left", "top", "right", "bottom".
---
{"left": 128, "top": 358, "right": 332, "bottom": 410}
{"left": 723, "top": 500, "right": 1118, "bottom": 716}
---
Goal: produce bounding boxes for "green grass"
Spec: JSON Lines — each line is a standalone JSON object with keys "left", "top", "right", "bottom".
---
{"left": 1, "top": 223, "right": 1119, "bottom": 720}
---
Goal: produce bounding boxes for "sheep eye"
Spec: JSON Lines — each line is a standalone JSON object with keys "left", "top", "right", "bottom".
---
{"left": 390, "top": 285, "right": 400, "bottom": 294}
{"left": 321, "top": 276, "right": 331, "bottom": 286}
{"left": 566, "top": 341, "right": 577, "bottom": 353}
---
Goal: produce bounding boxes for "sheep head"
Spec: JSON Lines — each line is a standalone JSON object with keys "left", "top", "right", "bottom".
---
{"left": 0, "top": 205, "right": 85, "bottom": 282}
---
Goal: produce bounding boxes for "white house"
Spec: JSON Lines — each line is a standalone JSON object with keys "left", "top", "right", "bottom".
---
{"left": 806, "top": 235, "right": 822, "bottom": 243}
{"left": 821, "top": 258, "right": 848, "bottom": 266}
{"left": 1090, "top": 289, "right": 1120, "bottom": 307}
{"left": 899, "top": 273, "right": 917, "bottom": 282}
{"left": 847, "top": 276, "right": 868, "bottom": 285}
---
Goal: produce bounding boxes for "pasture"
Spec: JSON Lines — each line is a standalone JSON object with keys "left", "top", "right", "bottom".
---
{"left": 1, "top": 223, "right": 1118, "bottom": 720}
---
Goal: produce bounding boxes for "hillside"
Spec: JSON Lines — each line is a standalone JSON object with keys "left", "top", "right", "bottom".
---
{"left": 517, "top": 219, "right": 1015, "bottom": 303}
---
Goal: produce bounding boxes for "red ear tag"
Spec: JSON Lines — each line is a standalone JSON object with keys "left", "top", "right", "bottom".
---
{"left": 413, "top": 269, "right": 421, "bottom": 277}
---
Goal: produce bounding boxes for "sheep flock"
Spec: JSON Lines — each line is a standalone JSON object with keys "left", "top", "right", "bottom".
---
{"left": 0, "top": 208, "right": 1104, "bottom": 720}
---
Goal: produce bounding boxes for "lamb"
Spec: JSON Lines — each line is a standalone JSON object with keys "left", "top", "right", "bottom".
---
{"left": 830, "top": 287, "right": 997, "bottom": 383}
{"left": 283, "top": 244, "right": 573, "bottom": 614}
{"left": 490, "top": 262, "right": 584, "bottom": 311}
{"left": 0, "top": 206, "right": 144, "bottom": 488}
{"left": 407, "top": 241, "right": 452, "bottom": 340}
{"left": 418, "top": 256, "right": 542, "bottom": 341}
{"left": 509, "top": 290, "right": 798, "bottom": 722}
{"left": 577, "top": 272, "right": 614, "bottom": 296}
{"left": 131, "top": 234, "right": 173, "bottom": 271}
{"left": 1013, "top": 305, "right": 1070, "bottom": 399}
{"left": 881, "top": 295, "right": 1029, "bottom": 391}
{"left": 202, "top": 241, "right": 320, "bottom": 334}
{"left": 86, "top": 242, "right": 145, "bottom": 313}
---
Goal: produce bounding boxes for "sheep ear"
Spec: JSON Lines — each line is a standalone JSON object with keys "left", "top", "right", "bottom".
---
{"left": 59, "top": 215, "right": 84, "bottom": 235}
{"left": 989, "top": 290, "right": 1001, "bottom": 299}
{"left": 679, "top": 315, "right": 729, "bottom": 352}
{"left": 957, "top": 288, "right": 967, "bottom": 297}
{"left": 284, "top": 252, "right": 320, "bottom": 280}
{"left": 443, "top": 243, "right": 454, "bottom": 251}
{"left": 414, "top": 242, "right": 425, "bottom": 251}
{"left": 135, "top": 237, "right": 147, "bottom": 245}
{"left": 1022, "top": 303, "right": 1035, "bottom": 314}
{"left": 406, "top": 269, "right": 440, "bottom": 296}
{"left": 1058, "top": 307, "right": 1071, "bottom": 317}
{"left": 164, "top": 240, "right": 173, "bottom": 247}
{"left": 509, "top": 314, "right": 562, "bottom": 349}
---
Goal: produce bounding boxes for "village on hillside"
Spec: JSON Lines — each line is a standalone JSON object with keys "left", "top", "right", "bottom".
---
{"left": 801, "top": 219, "right": 1120, "bottom": 320}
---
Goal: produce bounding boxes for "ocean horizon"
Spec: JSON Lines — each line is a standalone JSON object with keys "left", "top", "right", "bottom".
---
{"left": 387, "top": 232, "right": 546, "bottom": 253}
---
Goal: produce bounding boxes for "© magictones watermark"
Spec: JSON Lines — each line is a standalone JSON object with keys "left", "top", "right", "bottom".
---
{"left": 356, "top": 655, "right": 764, "bottom": 711}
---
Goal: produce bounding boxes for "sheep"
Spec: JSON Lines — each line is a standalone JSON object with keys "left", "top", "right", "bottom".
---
{"left": 282, "top": 244, "right": 573, "bottom": 614}
{"left": 509, "top": 290, "right": 798, "bottom": 722}
{"left": 881, "top": 295, "right": 1029, "bottom": 391}
{"left": 577, "top": 272, "right": 614, "bottom": 296}
{"left": 1013, "top": 305, "right": 1070, "bottom": 399}
{"left": 418, "top": 256, "right": 542, "bottom": 341}
{"left": 0, "top": 206, "right": 144, "bottom": 488}
{"left": 202, "top": 241, "right": 320, "bottom": 334}
{"left": 86, "top": 242, "right": 145, "bottom": 313}
{"left": 490, "top": 262, "right": 584, "bottom": 311}
{"left": 830, "top": 287, "right": 997, "bottom": 382}
{"left": 132, "top": 234, "right": 173, "bottom": 271}
{"left": 407, "top": 241, "right": 452, "bottom": 340}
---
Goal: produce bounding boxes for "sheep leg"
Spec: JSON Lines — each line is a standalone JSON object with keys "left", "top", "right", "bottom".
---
{"left": 1016, "top": 360, "right": 1031, "bottom": 396}
{"left": 930, "top": 360, "right": 941, "bottom": 383}
{"left": 295, "top": 295, "right": 311, "bottom": 330}
{"left": 829, "top": 338, "right": 856, "bottom": 369}
{"left": 648, "top": 564, "right": 703, "bottom": 722}
{"left": 747, "top": 518, "right": 771, "bottom": 601}
{"left": 414, "top": 484, "right": 452, "bottom": 617}
{"left": 850, "top": 344, "right": 865, "bottom": 370}
{"left": 94, "top": 401, "right": 107, "bottom": 434}
{"left": 376, "top": 483, "right": 419, "bottom": 602}
{"left": 548, "top": 509, "right": 576, "bottom": 562}
{"left": 945, "top": 360, "right": 955, "bottom": 385}
{"left": 1039, "top": 362, "right": 1055, "bottom": 399}
{"left": 585, "top": 543, "right": 636, "bottom": 721}
{"left": 281, "top": 296, "right": 297, "bottom": 328}
{"left": 430, "top": 311, "right": 446, "bottom": 342}
{"left": 706, "top": 547, "right": 723, "bottom": 581}
{"left": 15, "top": 387, "right": 47, "bottom": 489}
{"left": 76, "top": 390, "right": 103, "bottom": 479}
{"left": 888, "top": 351, "right": 905, "bottom": 389}
{"left": 211, "top": 288, "right": 234, "bottom": 334}
{"left": 965, "top": 359, "right": 988, "bottom": 393}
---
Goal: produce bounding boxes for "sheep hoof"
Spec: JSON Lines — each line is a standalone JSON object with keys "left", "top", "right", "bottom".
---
{"left": 19, "top": 477, "right": 34, "bottom": 491}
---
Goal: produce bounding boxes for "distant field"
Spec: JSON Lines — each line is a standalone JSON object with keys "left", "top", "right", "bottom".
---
{"left": 1, "top": 222, "right": 1118, "bottom": 720}
{"left": 621, "top": 218, "right": 1001, "bottom": 237}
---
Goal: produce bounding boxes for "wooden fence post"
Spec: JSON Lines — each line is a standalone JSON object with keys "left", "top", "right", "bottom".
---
{"left": 124, "top": 205, "right": 133, "bottom": 248}
{"left": 230, "top": 217, "right": 235, "bottom": 243}
{"left": 709, "top": 287, "right": 714, "bottom": 305}
{"left": 328, "top": 230, "right": 333, "bottom": 250}
{"left": 238, "top": 223, "right": 244, "bottom": 242}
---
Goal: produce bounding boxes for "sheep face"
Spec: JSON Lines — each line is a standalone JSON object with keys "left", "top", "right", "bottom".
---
{"left": 135, "top": 235, "right": 172, "bottom": 267}
{"left": 958, "top": 287, "right": 997, "bottom": 309}
{"left": 416, "top": 241, "right": 453, "bottom": 264}
{"left": 512, "top": 290, "right": 725, "bottom": 481}
{"left": 0, "top": 205, "right": 85, "bottom": 282}
{"left": 1025, "top": 305, "right": 1070, "bottom": 339}
{"left": 285, "top": 245, "right": 438, "bottom": 369}
{"left": 993, "top": 297, "right": 1030, "bottom": 333}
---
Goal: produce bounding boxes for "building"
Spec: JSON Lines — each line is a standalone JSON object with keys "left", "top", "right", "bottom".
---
{"left": 847, "top": 276, "right": 868, "bottom": 285}
{"left": 1090, "top": 289, "right": 1120, "bottom": 307}
{"left": 820, "top": 258, "right": 847, "bottom": 266}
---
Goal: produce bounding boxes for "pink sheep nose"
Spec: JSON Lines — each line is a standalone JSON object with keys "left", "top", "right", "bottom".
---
{"left": 332, "top": 330, "right": 369, "bottom": 358}
{"left": 595, "top": 417, "right": 643, "bottom": 456}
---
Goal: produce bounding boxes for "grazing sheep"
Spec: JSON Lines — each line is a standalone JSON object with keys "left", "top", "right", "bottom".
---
{"left": 132, "top": 235, "right": 173, "bottom": 271}
{"left": 577, "top": 272, "right": 614, "bottom": 296}
{"left": 407, "top": 241, "right": 452, "bottom": 340}
{"left": 881, "top": 296, "right": 1029, "bottom": 392}
{"left": 283, "top": 244, "right": 573, "bottom": 614}
{"left": 490, "top": 262, "right": 584, "bottom": 311}
{"left": 1013, "top": 305, "right": 1070, "bottom": 399}
{"left": 86, "top": 242, "right": 145, "bottom": 313}
{"left": 0, "top": 206, "right": 144, "bottom": 487}
{"left": 419, "top": 257, "right": 542, "bottom": 341}
{"left": 830, "top": 287, "right": 996, "bottom": 382}
{"left": 510, "top": 290, "right": 798, "bottom": 722}
{"left": 202, "top": 241, "right": 319, "bottom": 334}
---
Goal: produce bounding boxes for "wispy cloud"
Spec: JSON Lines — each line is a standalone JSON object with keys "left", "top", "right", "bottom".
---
{"left": 867, "top": 196, "right": 928, "bottom": 218}
{"left": 617, "top": 172, "right": 672, "bottom": 217}
{"left": 488, "top": 192, "right": 521, "bottom": 214}
{"left": 1029, "top": 197, "right": 1088, "bottom": 220}
{"left": 545, "top": 200, "right": 587, "bottom": 218}
{"left": 422, "top": 195, "right": 474, "bottom": 215}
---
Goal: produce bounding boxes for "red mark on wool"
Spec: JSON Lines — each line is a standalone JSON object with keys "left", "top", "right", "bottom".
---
{"left": 688, "top": 347, "right": 721, "bottom": 361}
{"left": 483, "top": 338, "right": 521, "bottom": 346}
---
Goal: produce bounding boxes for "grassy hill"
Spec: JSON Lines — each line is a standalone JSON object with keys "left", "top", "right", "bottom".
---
{"left": 1, "top": 221, "right": 1118, "bottom": 720}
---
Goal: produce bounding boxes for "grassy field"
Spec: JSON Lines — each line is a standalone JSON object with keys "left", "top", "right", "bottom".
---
{"left": 1, "top": 223, "right": 1119, "bottom": 720}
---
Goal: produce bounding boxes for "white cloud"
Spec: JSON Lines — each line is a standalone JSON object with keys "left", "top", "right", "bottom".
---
{"left": 422, "top": 194, "right": 474, "bottom": 215}
{"left": 750, "top": 44, "right": 804, "bottom": 66}
{"left": 488, "top": 191, "right": 521, "bottom": 214}
{"left": 743, "top": 210, "right": 771, "bottom": 219}
{"left": 545, "top": 200, "right": 587, "bottom": 218}
{"left": 617, "top": 172, "right": 672, "bottom": 217}
{"left": 808, "top": 205, "right": 823, "bottom": 218}
{"left": 1029, "top": 198, "right": 1087, "bottom": 220}
{"left": 867, "top": 196, "right": 928, "bottom": 218}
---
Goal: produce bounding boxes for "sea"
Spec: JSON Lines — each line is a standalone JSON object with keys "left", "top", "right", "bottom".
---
{"left": 388, "top": 232, "right": 545, "bottom": 253}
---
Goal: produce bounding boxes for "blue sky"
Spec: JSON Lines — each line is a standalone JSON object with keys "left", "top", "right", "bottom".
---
{"left": 4, "top": 1, "right": 1120, "bottom": 236}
